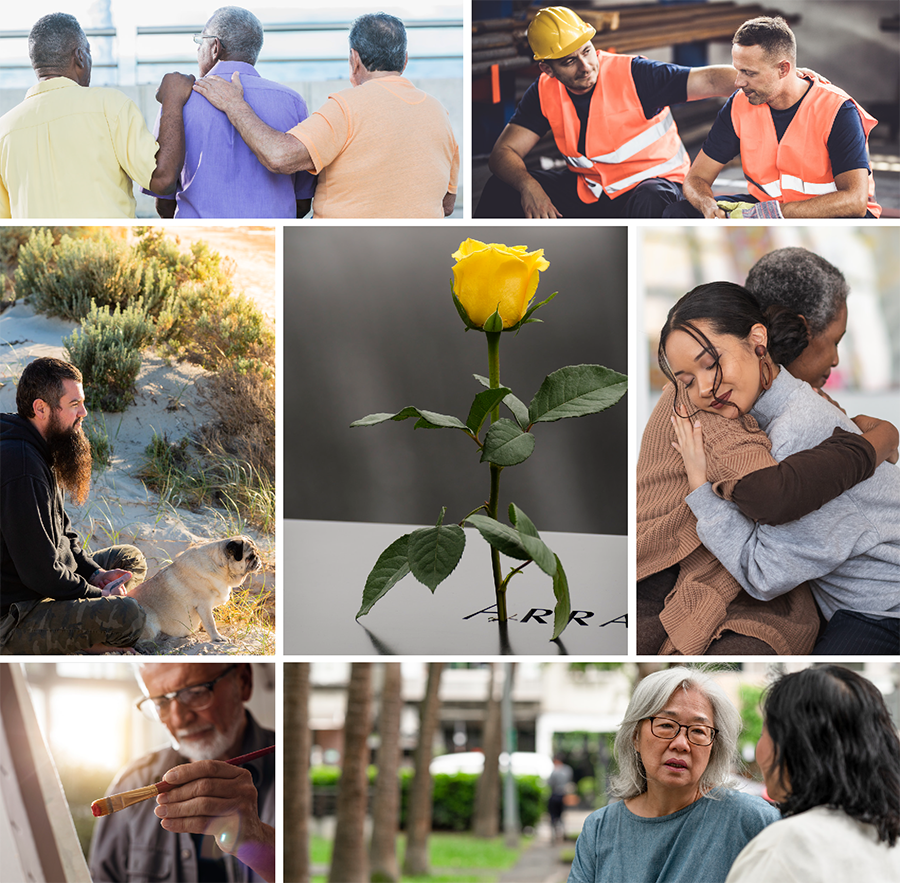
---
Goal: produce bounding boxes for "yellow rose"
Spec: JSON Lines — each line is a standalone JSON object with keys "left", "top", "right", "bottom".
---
{"left": 452, "top": 239, "right": 550, "bottom": 330}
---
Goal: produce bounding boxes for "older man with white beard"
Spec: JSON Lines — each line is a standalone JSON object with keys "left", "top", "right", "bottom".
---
{"left": 0, "top": 356, "right": 147, "bottom": 654}
{"left": 90, "top": 662, "right": 276, "bottom": 883}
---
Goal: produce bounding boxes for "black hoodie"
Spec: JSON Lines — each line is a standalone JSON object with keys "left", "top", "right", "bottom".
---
{"left": 0, "top": 413, "right": 101, "bottom": 615}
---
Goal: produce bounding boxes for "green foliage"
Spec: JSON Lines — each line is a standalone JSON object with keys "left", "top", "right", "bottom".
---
{"left": 15, "top": 229, "right": 177, "bottom": 322}
{"left": 140, "top": 431, "right": 275, "bottom": 533}
{"left": 529, "top": 364, "right": 628, "bottom": 424}
{"left": 84, "top": 414, "right": 112, "bottom": 470}
{"left": 64, "top": 300, "right": 155, "bottom": 412}
{"left": 311, "top": 766, "right": 544, "bottom": 831}
{"left": 739, "top": 683, "right": 765, "bottom": 757}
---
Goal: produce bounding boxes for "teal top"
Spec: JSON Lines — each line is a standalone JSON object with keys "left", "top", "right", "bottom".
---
{"left": 568, "top": 788, "right": 779, "bottom": 883}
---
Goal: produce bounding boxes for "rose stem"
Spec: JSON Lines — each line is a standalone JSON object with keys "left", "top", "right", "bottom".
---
{"left": 486, "top": 330, "right": 507, "bottom": 620}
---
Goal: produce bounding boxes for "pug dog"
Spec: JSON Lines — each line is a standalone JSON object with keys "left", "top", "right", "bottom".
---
{"left": 127, "top": 536, "right": 262, "bottom": 643}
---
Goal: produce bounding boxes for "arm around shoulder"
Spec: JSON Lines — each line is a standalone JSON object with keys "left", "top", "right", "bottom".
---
{"left": 148, "top": 72, "right": 194, "bottom": 195}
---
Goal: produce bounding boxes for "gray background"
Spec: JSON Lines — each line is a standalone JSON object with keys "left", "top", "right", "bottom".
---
{"left": 283, "top": 226, "right": 628, "bottom": 535}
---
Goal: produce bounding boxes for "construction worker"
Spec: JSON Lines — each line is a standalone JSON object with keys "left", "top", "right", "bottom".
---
{"left": 475, "top": 6, "right": 746, "bottom": 219}
{"left": 664, "top": 16, "right": 881, "bottom": 219}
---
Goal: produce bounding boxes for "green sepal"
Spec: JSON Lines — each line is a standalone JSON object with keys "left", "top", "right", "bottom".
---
{"left": 483, "top": 308, "right": 504, "bottom": 333}
{"left": 529, "top": 364, "right": 628, "bottom": 424}
{"left": 551, "top": 554, "right": 571, "bottom": 640}
{"left": 464, "top": 514, "right": 530, "bottom": 560}
{"left": 508, "top": 503, "right": 556, "bottom": 576}
{"left": 407, "top": 509, "right": 466, "bottom": 592}
{"left": 505, "top": 291, "right": 558, "bottom": 333}
{"left": 481, "top": 418, "right": 535, "bottom": 467}
{"left": 451, "top": 283, "right": 480, "bottom": 331}
{"left": 466, "top": 386, "right": 511, "bottom": 435}
{"left": 351, "top": 406, "right": 468, "bottom": 431}
{"left": 356, "top": 534, "right": 412, "bottom": 618}
{"left": 473, "top": 375, "right": 529, "bottom": 429}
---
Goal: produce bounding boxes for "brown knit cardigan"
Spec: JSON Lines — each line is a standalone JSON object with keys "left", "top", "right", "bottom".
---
{"left": 637, "top": 385, "right": 820, "bottom": 655}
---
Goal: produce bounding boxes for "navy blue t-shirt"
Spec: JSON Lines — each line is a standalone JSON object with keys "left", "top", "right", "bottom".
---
{"left": 509, "top": 57, "right": 691, "bottom": 155}
{"left": 701, "top": 82, "right": 870, "bottom": 177}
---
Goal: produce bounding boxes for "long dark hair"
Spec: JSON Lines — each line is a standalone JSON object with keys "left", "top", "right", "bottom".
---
{"left": 762, "top": 665, "right": 900, "bottom": 846}
{"left": 658, "top": 281, "right": 809, "bottom": 418}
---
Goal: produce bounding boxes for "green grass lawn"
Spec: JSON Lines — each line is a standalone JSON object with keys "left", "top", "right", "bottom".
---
{"left": 311, "top": 831, "right": 529, "bottom": 882}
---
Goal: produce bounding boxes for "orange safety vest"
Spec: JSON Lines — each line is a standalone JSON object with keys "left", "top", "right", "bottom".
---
{"left": 538, "top": 50, "right": 690, "bottom": 203}
{"left": 731, "top": 78, "right": 881, "bottom": 217}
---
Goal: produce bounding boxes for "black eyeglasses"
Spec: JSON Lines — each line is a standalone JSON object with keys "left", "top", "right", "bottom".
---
{"left": 136, "top": 664, "right": 238, "bottom": 721}
{"left": 647, "top": 717, "right": 718, "bottom": 747}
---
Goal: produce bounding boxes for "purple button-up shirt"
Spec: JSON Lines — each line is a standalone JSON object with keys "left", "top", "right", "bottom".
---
{"left": 146, "top": 61, "right": 315, "bottom": 218}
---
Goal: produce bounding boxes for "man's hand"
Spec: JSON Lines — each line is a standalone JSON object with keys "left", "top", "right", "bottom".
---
{"left": 520, "top": 179, "right": 564, "bottom": 219}
{"left": 91, "top": 568, "right": 133, "bottom": 595}
{"left": 156, "top": 72, "right": 195, "bottom": 107}
{"left": 192, "top": 71, "right": 246, "bottom": 115}
{"left": 156, "top": 759, "right": 275, "bottom": 883}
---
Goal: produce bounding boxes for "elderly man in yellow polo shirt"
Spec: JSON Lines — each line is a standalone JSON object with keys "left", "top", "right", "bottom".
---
{"left": 0, "top": 13, "right": 193, "bottom": 219}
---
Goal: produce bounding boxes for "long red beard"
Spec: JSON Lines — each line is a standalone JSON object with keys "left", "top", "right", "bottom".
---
{"left": 47, "top": 413, "right": 92, "bottom": 506}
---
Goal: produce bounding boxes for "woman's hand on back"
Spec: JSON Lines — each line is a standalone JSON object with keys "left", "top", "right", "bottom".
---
{"left": 671, "top": 407, "right": 709, "bottom": 491}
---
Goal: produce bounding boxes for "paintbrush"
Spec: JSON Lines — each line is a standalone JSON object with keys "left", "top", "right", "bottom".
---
{"left": 90, "top": 744, "right": 275, "bottom": 817}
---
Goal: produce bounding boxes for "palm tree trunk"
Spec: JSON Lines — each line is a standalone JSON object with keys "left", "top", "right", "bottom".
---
{"left": 329, "top": 663, "right": 372, "bottom": 883}
{"left": 473, "top": 663, "right": 501, "bottom": 837}
{"left": 369, "top": 663, "right": 403, "bottom": 882}
{"left": 402, "top": 662, "right": 444, "bottom": 876}
{"left": 285, "top": 663, "right": 311, "bottom": 883}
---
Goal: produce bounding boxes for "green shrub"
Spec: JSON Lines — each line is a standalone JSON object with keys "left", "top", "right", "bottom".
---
{"left": 311, "top": 766, "right": 545, "bottom": 831}
{"left": 15, "top": 229, "right": 177, "bottom": 322}
{"left": 64, "top": 300, "right": 155, "bottom": 412}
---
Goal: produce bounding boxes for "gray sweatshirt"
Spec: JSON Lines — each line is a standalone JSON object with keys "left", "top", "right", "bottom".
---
{"left": 686, "top": 369, "right": 900, "bottom": 620}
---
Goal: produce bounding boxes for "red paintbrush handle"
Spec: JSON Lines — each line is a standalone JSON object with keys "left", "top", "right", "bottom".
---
{"left": 153, "top": 744, "right": 275, "bottom": 792}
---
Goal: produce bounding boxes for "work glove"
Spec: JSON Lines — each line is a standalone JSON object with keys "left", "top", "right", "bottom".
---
{"left": 717, "top": 200, "right": 784, "bottom": 219}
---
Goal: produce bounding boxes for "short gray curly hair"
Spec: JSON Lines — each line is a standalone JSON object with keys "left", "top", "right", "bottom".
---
{"left": 609, "top": 667, "right": 742, "bottom": 800}
{"left": 745, "top": 247, "right": 848, "bottom": 337}
{"left": 205, "top": 6, "right": 264, "bottom": 65}
{"left": 29, "top": 12, "right": 86, "bottom": 71}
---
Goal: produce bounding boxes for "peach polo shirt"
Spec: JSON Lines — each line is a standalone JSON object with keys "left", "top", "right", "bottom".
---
{"left": 288, "top": 75, "right": 458, "bottom": 219}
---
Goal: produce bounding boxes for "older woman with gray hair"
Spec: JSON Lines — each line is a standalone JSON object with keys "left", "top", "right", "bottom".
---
{"left": 568, "top": 667, "right": 779, "bottom": 883}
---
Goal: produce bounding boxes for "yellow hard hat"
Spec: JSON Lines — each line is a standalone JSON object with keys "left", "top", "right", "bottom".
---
{"left": 528, "top": 6, "right": 597, "bottom": 61}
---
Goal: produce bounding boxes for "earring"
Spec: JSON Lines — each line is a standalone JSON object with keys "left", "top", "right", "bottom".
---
{"left": 755, "top": 344, "right": 773, "bottom": 391}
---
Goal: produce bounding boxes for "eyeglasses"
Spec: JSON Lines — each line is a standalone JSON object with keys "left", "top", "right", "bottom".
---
{"left": 193, "top": 34, "right": 221, "bottom": 46}
{"left": 136, "top": 664, "right": 238, "bottom": 722}
{"left": 647, "top": 717, "right": 718, "bottom": 747}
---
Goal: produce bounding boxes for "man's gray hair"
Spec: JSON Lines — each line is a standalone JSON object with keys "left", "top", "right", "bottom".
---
{"left": 609, "top": 667, "right": 742, "bottom": 800}
{"left": 29, "top": 12, "right": 87, "bottom": 71}
{"left": 349, "top": 12, "right": 407, "bottom": 73}
{"left": 206, "top": 6, "right": 264, "bottom": 65}
{"left": 746, "top": 247, "right": 849, "bottom": 337}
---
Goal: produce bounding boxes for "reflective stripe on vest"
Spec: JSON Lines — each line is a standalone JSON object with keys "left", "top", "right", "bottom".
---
{"left": 732, "top": 79, "right": 881, "bottom": 217}
{"left": 538, "top": 52, "right": 689, "bottom": 202}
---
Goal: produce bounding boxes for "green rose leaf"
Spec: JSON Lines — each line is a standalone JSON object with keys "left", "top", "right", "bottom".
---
{"left": 465, "top": 514, "right": 530, "bottom": 560}
{"left": 551, "top": 554, "right": 571, "bottom": 640}
{"left": 481, "top": 418, "right": 535, "bottom": 467}
{"left": 351, "top": 407, "right": 467, "bottom": 431}
{"left": 356, "top": 534, "right": 412, "bottom": 618}
{"left": 466, "top": 386, "right": 511, "bottom": 435}
{"left": 474, "top": 374, "right": 530, "bottom": 429}
{"left": 529, "top": 364, "right": 628, "bottom": 424}
{"left": 451, "top": 285, "right": 479, "bottom": 331}
{"left": 407, "top": 516, "right": 466, "bottom": 593}
{"left": 508, "top": 503, "right": 556, "bottom": 577}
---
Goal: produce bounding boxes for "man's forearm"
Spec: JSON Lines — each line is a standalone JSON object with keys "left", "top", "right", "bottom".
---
{"left": 222, "top": 99, "right": 312, "bottom": 175}
{"left": 149, "top": 99, "right": 186, "bottom": 195}
{"left": 244, "top": 822, "right": 276, "bottom": 883}
{"left": 489, "top": 144, "right": 539, "bottom": 195}
{"left": 683, "top": 174, "right": 721, "bottom": 218}
{"left": 782, "top": 189, "right": 867, "bottom": 219}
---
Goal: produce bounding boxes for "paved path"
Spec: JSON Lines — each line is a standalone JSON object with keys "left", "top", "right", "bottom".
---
{"left": 498, "top": 811, "right": 590, "bottom": 883}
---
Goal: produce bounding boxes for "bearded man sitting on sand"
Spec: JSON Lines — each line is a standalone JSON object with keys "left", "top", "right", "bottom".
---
{"left": 1, "top": 356, "right": 147, "bottom": 654}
